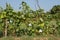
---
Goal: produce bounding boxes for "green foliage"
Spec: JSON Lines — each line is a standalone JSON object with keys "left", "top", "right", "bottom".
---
{"left": 51, "top": 5, "right": 60, "bottom": 14}
{"left": 0, "top": 1, "right": 60, "bottom": 37}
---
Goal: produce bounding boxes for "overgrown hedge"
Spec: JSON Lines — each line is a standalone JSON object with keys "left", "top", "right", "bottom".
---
{"left": 0, "top": 2, "right": 60, "bottom": 37}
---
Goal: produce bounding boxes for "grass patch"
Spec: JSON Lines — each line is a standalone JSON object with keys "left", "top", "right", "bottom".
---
{"left": 0, "top": 35, "right": 60, "bottom": 40}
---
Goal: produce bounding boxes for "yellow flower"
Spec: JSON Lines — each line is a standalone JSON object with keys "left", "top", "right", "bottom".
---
{"left": 38, "top": 23, "right": 44, "bottom": 28}
{"left": 0, "top": 14, "right": 4, "bottom": 18}
{"left": 32, "top": 29, "right": 34, "bottom": 32}
{"left": 40, "top": 23, "right": 44, "bottom": 27}
{"left": 0, "top": 12, "right": 6, "bottom": 18}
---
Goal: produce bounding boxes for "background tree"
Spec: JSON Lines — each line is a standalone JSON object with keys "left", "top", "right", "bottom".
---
{"left": 51, "top": 5, "right": 60, "bottom": 14}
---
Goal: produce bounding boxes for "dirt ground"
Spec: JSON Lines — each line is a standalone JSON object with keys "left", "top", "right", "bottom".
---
{"left": 0, "top": 35, "right": 60, "bottom": 40}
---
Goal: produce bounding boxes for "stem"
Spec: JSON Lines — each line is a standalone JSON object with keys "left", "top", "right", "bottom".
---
{"left": 5, "top": 19, "right": 8, "bottom": 37}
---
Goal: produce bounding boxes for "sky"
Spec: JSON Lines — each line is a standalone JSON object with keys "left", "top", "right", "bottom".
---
{"left": 0, "top": 0, "right": 60, "bottom": 12}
